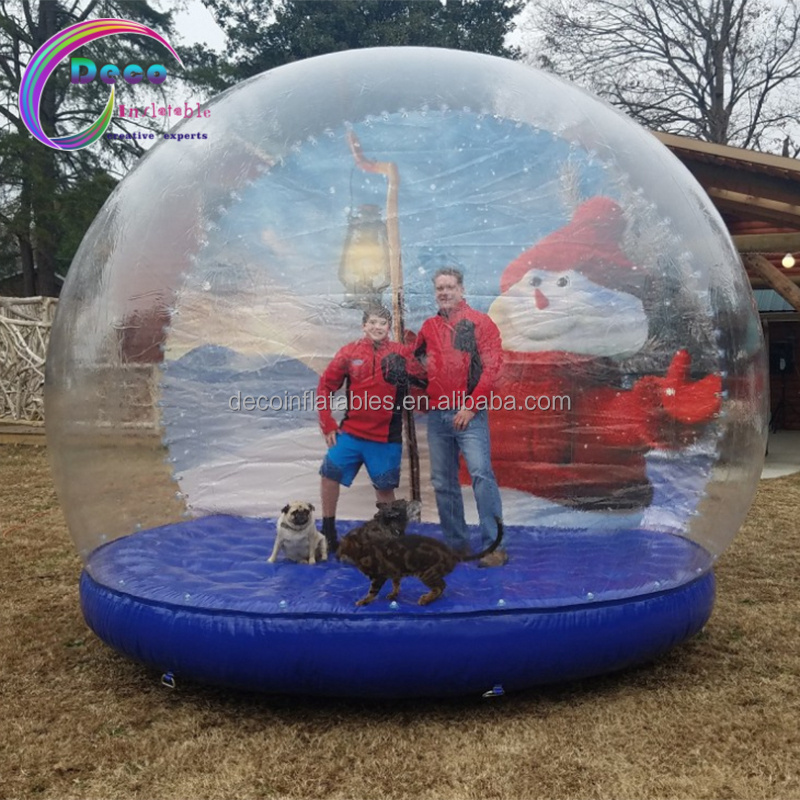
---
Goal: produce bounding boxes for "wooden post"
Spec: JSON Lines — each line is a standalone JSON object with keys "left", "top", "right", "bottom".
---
{"left": 346, "top": 130, "right": 421, "bottom": 501}
{"left": 743, "top": 254, "right": 800, "bottom": 312}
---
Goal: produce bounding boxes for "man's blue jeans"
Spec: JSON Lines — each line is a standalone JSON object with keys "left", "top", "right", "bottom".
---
{"left": 427, "top": 409, "right": 503, "bottom": 549}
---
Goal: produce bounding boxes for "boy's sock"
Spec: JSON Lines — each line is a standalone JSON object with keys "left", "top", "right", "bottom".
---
{"left": 322, "top": 517, "right": 338, "bottom": 554}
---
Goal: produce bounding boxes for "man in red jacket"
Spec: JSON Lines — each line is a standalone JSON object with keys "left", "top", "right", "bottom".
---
{"left": 318, "top": 305, "right": 423, "bottom": 554}
{"left": 414, "top": 268, "right": 507, "bottom": 567}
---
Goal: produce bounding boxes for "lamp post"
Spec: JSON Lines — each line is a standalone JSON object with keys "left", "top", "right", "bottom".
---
{"left": 339, "top": 204, "right": 391, "bottom": 308}
{"left": 344, "top": 129, "right": 421, "bottom": 502}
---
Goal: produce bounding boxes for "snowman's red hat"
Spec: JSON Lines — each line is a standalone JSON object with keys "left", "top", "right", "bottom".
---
{"left": 500, "top": 196, "right": 643, "bottom": 296}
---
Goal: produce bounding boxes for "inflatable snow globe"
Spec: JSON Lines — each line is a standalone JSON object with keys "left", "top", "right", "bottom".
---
{"left": 46, "top": 47, "right": 768, "bottom": 697}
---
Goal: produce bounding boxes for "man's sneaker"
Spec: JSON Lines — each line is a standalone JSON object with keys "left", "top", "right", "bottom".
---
{"left": 478, "top": 549, "right": 508, "bottom": 568}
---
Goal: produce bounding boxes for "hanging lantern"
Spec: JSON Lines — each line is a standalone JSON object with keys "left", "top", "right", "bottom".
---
{"left": 339, "top": 204, "right": 391, "bottom": 306}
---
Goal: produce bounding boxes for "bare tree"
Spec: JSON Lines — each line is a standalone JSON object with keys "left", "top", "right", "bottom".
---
{"left": 523, "top": 0, "right": 800, "bottom": 153}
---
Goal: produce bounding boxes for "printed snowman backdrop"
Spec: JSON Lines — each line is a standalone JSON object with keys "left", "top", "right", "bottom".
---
{"left": 485, "top": 196, "right": 722, "bottom": 517}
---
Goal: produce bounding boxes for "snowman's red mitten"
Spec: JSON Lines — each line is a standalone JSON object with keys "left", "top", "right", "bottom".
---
{"left": 624, "top": 350, "right": 722, "bottom": 449}
{"left": 657, "top": 350, "right": 722, "bottom": 424}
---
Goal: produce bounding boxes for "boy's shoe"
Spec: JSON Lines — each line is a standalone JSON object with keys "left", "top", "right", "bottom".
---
{"left": 324, "top": 531, "right": 338, "bottom": 556}
{"left": 478, "top": 549, "right": 508, "bottom": 568}
{"left": 321, "top": 518, "right": 338, "bottom": 556}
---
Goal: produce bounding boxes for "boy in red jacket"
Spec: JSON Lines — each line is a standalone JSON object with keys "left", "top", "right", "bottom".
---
{"left": 318, "top": 305, "right": 424, "bottom": 553}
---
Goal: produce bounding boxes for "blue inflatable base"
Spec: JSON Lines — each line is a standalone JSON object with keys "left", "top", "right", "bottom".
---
{"left": 80, "top": 515, "right": 716, "bottom": 697}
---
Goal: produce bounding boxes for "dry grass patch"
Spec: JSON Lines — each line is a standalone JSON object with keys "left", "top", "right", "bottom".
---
{"left": 1, "top": 444, "right": 799, "bottom": 800}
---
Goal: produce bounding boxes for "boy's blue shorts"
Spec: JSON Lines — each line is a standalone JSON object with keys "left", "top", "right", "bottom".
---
{"left": 320, "top": 431, "right": 402, "bottom": 490}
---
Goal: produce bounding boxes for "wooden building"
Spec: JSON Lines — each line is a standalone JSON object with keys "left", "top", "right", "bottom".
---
{"left": 655, "top": 134, "right": 800, "bottom": 430}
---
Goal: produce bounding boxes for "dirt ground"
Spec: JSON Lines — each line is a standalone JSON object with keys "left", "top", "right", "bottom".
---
{"left": 1, "top": 444, "right": 798, "bottom": 800}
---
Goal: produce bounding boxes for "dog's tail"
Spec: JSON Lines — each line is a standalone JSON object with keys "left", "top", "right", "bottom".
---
{"left": 461, "top": 518, "right": 504, "bottom": 562}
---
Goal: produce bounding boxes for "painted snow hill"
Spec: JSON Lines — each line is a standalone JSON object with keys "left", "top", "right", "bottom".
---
{"left": 160, "top": 345, "right": 320, "bottom": 474}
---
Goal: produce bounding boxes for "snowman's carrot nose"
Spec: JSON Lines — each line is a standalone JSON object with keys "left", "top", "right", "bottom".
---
{"left": 534, "top": 288, "right": 549, "bottom": 310}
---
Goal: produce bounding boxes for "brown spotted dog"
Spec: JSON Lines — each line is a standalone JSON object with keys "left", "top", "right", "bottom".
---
{"left": 338, "top": 518, "right": 504, "bottom": 606}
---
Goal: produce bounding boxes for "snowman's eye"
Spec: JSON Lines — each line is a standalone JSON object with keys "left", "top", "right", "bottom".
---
{"left": 556, "top": 276, "right": 570, "bottom": 288}
{"left": 529, "top": 275, "right": 542, "bottom": 287}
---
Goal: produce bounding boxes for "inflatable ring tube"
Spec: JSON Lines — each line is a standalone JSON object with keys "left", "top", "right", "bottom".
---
{"left": 80, "top": 570, "right": 714, "bottom": 697}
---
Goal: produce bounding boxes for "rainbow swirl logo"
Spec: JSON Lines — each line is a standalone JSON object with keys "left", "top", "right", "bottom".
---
{"left": 19, "top": 18, "right": 182, "bottom": 151}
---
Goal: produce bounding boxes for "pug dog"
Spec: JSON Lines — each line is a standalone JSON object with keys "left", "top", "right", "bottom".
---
{"left": 268, "top": 501, "right": 328, "bottom": 564}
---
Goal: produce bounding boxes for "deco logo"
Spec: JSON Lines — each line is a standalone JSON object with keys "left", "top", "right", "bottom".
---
{"left": 19, "top": 18, "right": 182, "bottom": 151}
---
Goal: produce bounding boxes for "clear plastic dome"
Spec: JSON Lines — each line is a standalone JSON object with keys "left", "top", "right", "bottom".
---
{"left": 46, "top": 46, "right": 767, "bottom": 567}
